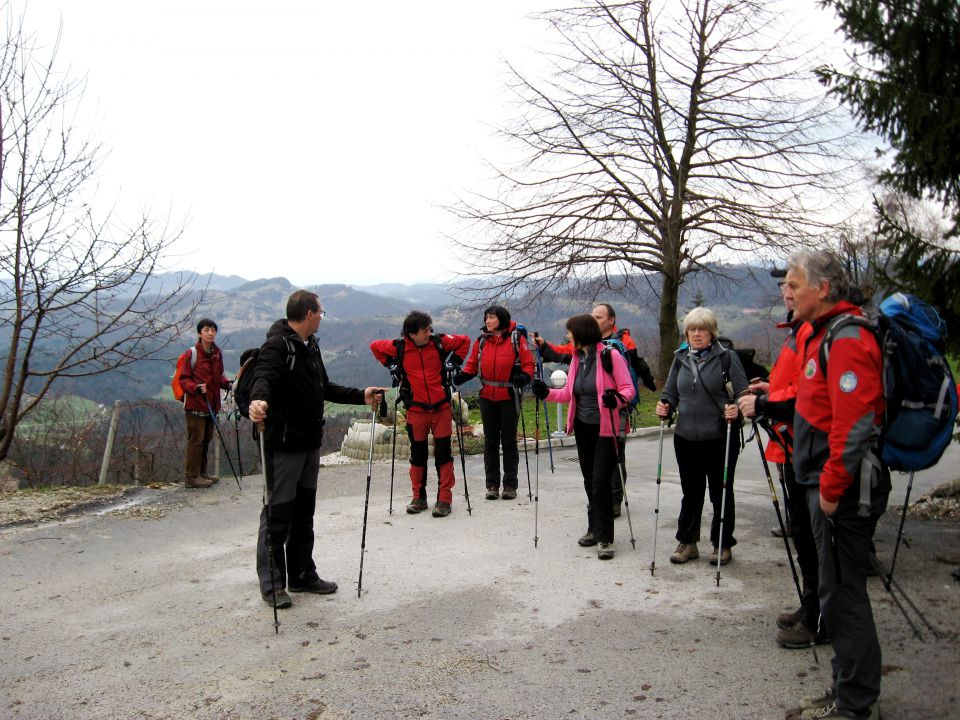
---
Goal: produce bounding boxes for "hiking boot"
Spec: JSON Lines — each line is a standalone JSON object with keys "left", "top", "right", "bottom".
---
{"left": 406, "top": 498, "right": 428, "bottom": 514}
{"left": 708, "top": 546, "right": 732, "bottom": 565}
{"left": 432, "top": 501, "right": 451, "bottom": 517}
{"left": 485, "top": 486, "right": 499, "bottom": 500}
{"left": 501, "top": 487, "right": 517, "bottom": 500}
{"left": 261, "top": 588, "right": 292, "bottom": 609}
{"left": 201, "top": 473, "right": 220, "bottom": 484}
{"left": 613, "top": 501, "right": 622, "bottom": 518}
{"left": 598, "top": 542, "right": 615, "bottom": 560}
{"left": 777, "top": 606, "right": 804, "bottom": 630}
{"left": 185, "top": 476, "right": 213, "bottom": 489}
{"left": 800, "top": 700, "right": 879, "bottom": 719}
{"left": 289, "top": 573, "right": 338, "bottom": 594}
{"left": 669, "top": 542, "right": 699, "bottom": 563}
{"left": 777, "top": 620, "right": 830, "bottom": 649}
{"left": 578, "top": 531, "right": 598, "bottom": 547}
{"left": 796, "top": 687, "right": 837, "bottom": 713}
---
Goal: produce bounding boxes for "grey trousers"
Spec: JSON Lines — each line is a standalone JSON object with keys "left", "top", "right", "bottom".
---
{"left": 806, "top": 478, "right": 888, "bottom": 716}
{"left": 256, "top": 447, "right": 321, "bottom": 594}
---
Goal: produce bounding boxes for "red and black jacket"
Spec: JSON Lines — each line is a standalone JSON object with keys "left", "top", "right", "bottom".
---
{"left": 371, "top": 333, "right": 470, "bottom": 410}
{"left": 180, "top": 341, "right": 231, "bottom": 414}
{"left": 794, "top": 301, "right": 884, "bottom": 503}
{"left": 460, "top": 321, "right": 535, "bottom": 402}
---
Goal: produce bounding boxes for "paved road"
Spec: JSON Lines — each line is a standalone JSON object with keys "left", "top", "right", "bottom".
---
{"left": 1, "top": 429, "right": 958, "bottom": 719}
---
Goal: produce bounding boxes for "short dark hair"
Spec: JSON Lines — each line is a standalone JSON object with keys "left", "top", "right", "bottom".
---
{"left": 196, "top": 318, "right": 218, "bottom": 333}
{"left": 483, "top": 305, "right": 511, "bottom": 331}
{"left": 565, "top": 313, "right": 602, "bottom": 347}
{"left": 402, "top": 310, "right": 433, "bottom": 337}
{"left": 286, "top": 290, "right": 320, "bottom": 322}
{"left": 594, "top": 303, "right": 616, "bottom": 320}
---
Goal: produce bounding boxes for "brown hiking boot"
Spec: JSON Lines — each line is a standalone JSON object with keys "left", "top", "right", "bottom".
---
{"left": 578, "top": 531, "right": 598, "bottom": 547}
{"left": 485, "top": 486, "right": 499, "bottom": 500}
{"left": 669, "top": 542, "right": 699, "bottom": 563}
{"left": 201, "top": 473, "right": 220, "bottom": 484}
{"left": 777, "top": 607, "right": 804, "bottom": 630}
{"left": 597, "top": 542, "right": 615, "bottom": 560}
{"left": 431, "top": 501, "right": 451, "bottom": 517}
{"left": 406, "top": 498, "right": 428, "bottom": 514}
{"left": 708, "top": 546, "right": 732, "bottom": 565}
{"left": 777, "top": 620, "right": 830, "bottom": 649}
{"left": 185, "top": 476, "right": 213, "bottom": 489}
{"left": 501, "top": 487, "right": 517, "bottom": 500}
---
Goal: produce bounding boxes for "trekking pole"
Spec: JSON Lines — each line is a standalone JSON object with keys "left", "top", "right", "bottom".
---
{"left": 533, "top": 335, "right": 555, "bottom": 473}
{"left": 515, "top": 389, "right": 533, "bottom": 500}
{"left": 451, "top": 388, "right": 472, "bottom": 515}
{"left": 869, "top": 553, "right": 940, "bottom": 640}
{"left": 606, "top": 402, "right": 636, "bottom": 549}
{"left": 716, "top": 412, "right": 734, "bottom": 587}
{"left": 533, "top": 381, "right": 541, "bottom": 548}
{"left": 650, "top": 419, "right": 665, "bottom": 575}
{"left": 358, "top": 391, "right": 388, "bottom": 598}
{"left": 202, "top": 393, "right": 242, "bottom": 490}
{"left": 233, "top": 408, "right": 244, "bottom": 477}
{"left": 388, "top": 395, "right": 399, "bottom": 515}
{"left": 753, "top": 423, "right": 802, "bottom": 601}
{"left": 886, "top": 471, "right": 915, "bottom": 592}
{"left": 258, "top": 427, "right": 280, "bottom": 634}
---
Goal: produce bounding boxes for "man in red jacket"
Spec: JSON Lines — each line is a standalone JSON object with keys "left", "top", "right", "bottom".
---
{"left": 785, "top": 250, "right": 888, "bottom": 720}
{"left": 179, "top": 318, "right": 233, "bottom": 488}
{"left": 370, "top": 311, "right": 470, "bottom": 517}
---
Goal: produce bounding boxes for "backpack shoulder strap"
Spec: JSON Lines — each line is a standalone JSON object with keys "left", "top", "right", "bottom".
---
{"left": 189, "top": 346, "right": 197, "bottom": 368}
{"left": 818, "top": 314, "right": 873, "bottom": 376}
{"left": 600, "top": 345, "right": 614, "bottom": 375}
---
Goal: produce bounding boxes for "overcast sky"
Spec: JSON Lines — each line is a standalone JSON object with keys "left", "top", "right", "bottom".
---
{"left": 10, "top": 1, "right": 850, "bottom": 286}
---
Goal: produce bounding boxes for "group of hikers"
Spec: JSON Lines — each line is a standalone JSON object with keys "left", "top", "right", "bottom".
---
{"left": 176, "top": 247, "right": 917, "bottom": 720}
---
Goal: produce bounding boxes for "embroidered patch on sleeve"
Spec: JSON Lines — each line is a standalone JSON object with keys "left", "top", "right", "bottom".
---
{"left": 839, "top": 371, "right": 858, "bottom": 393}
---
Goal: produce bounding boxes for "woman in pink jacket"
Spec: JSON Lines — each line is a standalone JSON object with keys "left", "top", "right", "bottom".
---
{"left": 531, "top": 314, "right": 635, "bottom": 559}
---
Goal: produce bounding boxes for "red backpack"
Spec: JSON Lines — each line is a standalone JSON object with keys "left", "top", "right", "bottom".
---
{"left": 171, "top": 347, "right": 198, "bottom": 403}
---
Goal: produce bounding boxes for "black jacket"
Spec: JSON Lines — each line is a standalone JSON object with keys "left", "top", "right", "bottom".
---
{"left": 250, "top": 319, "right": 365, "bottom": 452}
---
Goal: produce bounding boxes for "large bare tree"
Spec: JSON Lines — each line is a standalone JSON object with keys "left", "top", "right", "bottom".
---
{"left": 0, "top": 11, "right": 199, "bottom": 462}
{"left": 453, "top": 0, "right": 857, "bottom": 376}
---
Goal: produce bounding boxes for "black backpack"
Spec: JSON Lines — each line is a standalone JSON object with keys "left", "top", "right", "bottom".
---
{"left": 233, "top": 338, "right": 296, "bottom": 419}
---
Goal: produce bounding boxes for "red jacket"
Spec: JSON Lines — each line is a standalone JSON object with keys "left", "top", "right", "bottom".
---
{"left": 179, "top": 341, "right": 231, "bottom": 414}
{"left": 794, "top": 301, "right": 883, "bottom": 503}
{"left": 461, "top": 321, "right": 535, "bottom": 402}
{"left": 544, "top": 324, "right": 638, "bottom": 358}
{"left": 762, "top": 320, "right": 810, "bottom": 463}
{"left": 370, "top": 333, "right": 470, "bottom": 409}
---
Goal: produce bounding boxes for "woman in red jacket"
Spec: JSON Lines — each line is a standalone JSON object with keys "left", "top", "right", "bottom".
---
{"left": 456, "top": 306, "right": 535, "bottom": 500}
{"left": 531, "top": 314, "right": 635, "bottom": 559}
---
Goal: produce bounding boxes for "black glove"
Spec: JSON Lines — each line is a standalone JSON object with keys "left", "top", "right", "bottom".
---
{"left": 446, "top": 354, "right": 463, "bottom": 367}
{"left": 602, "top": 389, "right": 620, "bottom": 409}
{"left": 530, "top": 379, "right": 549, "bottom": 400}
{"left": 454, "top": 371, "right": 476, "bottom": 386}
{"left": 510, "top": 370, "right": 530, "bottom": 388}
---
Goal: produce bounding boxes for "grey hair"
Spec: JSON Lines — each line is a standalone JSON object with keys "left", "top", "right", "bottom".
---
{"left": 682, "top": 306, "right": 719, "bottom": 340}
{"left": 787, "top": 249, "right": 849, "bottom": 303}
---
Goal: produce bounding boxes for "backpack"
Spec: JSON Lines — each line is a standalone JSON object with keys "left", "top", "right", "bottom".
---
{"left": 233, "top": 338, "right": 296, "bottom": 419}
{"left": 600, "top": 337, "right": 640, "bottom": 408}
{"left": 819, "top": 293, "right": 958, "bottom": 473}
{"left": 171, "top": 346, "right": 198, "bottom": 403}
{"left": 387, "top": 334, "right": 459, "bottom": 409}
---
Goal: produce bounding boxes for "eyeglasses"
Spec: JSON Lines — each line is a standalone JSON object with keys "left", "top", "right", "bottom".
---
{"left": 314, "top": 309, "right": 326, "bottom": 318}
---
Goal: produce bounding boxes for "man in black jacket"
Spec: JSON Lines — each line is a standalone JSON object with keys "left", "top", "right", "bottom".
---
{"left": 249, "top": 290, "right": 381, "bottom": 609}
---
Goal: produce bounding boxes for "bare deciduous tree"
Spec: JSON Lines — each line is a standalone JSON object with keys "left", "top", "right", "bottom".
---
{"left": 453, "top": 0, "right": 858, "bottom": 376}
{"left": 0, "top": 10, "right": 200, "bottom": 461}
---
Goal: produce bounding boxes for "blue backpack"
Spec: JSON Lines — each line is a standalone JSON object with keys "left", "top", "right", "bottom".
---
{"left": 600, "top": 337, "right": 640, "bottom": 408}
{"left": 820, "top": 293, "right": 958, "bottom": 472}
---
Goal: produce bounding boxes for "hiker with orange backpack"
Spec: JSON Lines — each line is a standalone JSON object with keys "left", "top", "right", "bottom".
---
{"left": 176, "top": 318, "right": 233, "bottom": 489}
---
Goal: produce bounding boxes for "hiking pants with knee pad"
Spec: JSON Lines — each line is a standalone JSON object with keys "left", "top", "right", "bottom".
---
{"left": 406, "top": 405, "right": 456, "bottom": 504}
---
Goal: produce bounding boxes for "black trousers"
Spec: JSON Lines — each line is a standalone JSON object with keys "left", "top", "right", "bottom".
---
{"left": 479, "top": 396, "right": 520, "bottom": 490}
{"left": 256, "top": 447, "right": 321, "bottom": 594}
{"left": 674, "top": 432, "right": 739, "bottom": 548}
{"left": 782, "top": 461, "right": 820, "bottom": 629}
{"left": 574, "top": 419, "right": 619, "bottom": 544}
{"left": 806, "top": 473, "right": 889, "bottom": 715}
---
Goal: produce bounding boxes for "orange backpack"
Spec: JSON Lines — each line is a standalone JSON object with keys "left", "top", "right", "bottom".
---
{"left": 171, "top": 347, "right": 198, "bottom": 403}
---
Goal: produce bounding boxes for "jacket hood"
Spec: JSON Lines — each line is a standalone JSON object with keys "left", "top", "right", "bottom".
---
{"left": 266, "top": 318, "right": 302, "bottom": 341}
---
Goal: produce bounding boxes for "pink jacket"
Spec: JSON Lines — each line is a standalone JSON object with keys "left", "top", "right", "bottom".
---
{"left": 545, "top": 343, "right": 635, "bottom": 437}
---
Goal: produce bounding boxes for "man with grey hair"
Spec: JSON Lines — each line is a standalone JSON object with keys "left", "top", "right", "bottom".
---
{"left": 784, "top": 250, "right": 889, "bottom": 719}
